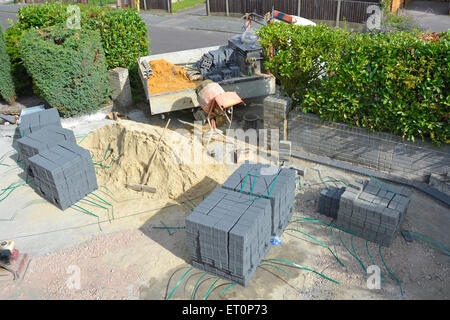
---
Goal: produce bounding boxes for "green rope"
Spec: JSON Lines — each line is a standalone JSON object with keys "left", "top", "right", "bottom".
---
{"left": 367, "top": 173, "right": 396, "bottom": 194}
{"left": 203, "top": 278, "right": 220, "bottom": 300}
{"left": 351, "top": 235, "right": 367, "bottom": 272}
{"left": 285, "top": 228, "right": 344, "bottom": 267}
{"left": 379, "top": 245, "right": 403, "bottom": 296}
{"left": 218, "top": 283, "right": 237, "bottom": 297}
{"left": 339, "top": 230, "right": 365, "bottom": 272}
{"left": 72, "top": 204, "right": 99, "bottom": 218}
{"left": 166, "top": 267, "right": 193, "bottom": 300}
{"left": 239, "top": 170, "right": 250, "bottom": 193}
{"left": 77, "top": 135, "right": 88, "bottom": 145}
{"left": 264, "top": 259, "right": 340, "bottom": 284}
{"left": 409, "top": 234, "right": 450, "bottom": 256}
{"left": 191, "top": 272, "right": 208, "bottom": 300}
{"left": 81, "top": 198, "right": 108, "bottom": 210}
{"left": 404, "top": 230, "right": 449, "bottom": 253}
{"left": 290, "top": 217, "right": 355, "bottom": 235}
{"left": 250, "top": 171, "right": 258, "bottom": 196}
{"left": 103, "top": 143, "right": 111, "bottom": 161}
{"left": 93, "top": 162, "right": 111, "bottom": 168}
{"left": 267, "top": 172, "right": 280, "bottom": 198}
{"left": 259, "top": 263, "right": 292, "bottom": 278}
{"left": 91, "top": 193, "right": 112, "bottom": 207}
{"left": 366, "top": 240, "right": 384, "bottom": 283}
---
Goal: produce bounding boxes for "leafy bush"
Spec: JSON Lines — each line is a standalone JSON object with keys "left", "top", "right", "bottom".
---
{"left": 257, "top": 23, "right": 449, "bottom": 145}
{"left": 4, "top": 25, "right": 32, "bottom": 94}
{"left": 7, "top": 3, "right": 149, "bottom": 92}
{"left": 0, "top": 25, "right": 16, "bottom": 104}
{"left": 20, "top": 25, "right": 111, "bottom": 117}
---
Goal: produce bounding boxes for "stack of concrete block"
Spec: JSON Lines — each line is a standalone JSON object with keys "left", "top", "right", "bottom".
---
{"left": 15, "top": 108, "right": 97, "bottom": 210}
{"left": 186, "top": 163, "right": 296, "bottom": 286}
{"left": 28, "top": 142, "right": 98, "bottom": 210}
{"left": 18, "top": 108, "right": 62, "bottom": 137}
{"left": 336, "top": 179, "right": 411, "bottom": 246}
{"left": 16, "top": 125, "right": 76, "bottom": 172}
{"left": 318, "top": 186, "right": 345, "bottom": 219}
{"left": 186, "top": 188, "right": 272, "bottom": 286}
{"left": 221, "top": 163, "right": 296, "bottom": 237}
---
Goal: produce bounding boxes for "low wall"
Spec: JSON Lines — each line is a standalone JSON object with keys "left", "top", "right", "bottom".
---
{"left": 263, "top": 96, "right": 450, "bottom": 183}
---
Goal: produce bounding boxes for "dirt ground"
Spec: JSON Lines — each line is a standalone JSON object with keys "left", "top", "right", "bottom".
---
{"left": 0, "top": 115, "right": 449, "bottom": 300}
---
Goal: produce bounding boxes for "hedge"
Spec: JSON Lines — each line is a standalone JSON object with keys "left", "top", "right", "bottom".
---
{"left": 6, "top": 3, "right": 149, "bottom": 93}
{"left": 257, "top": 23, "right": 449, "bottom": 145}
{"left": 0, "top": 25, "right": 16, "bottom": 104}
{"left": 20, "top": 25, "right": 111, "bottom": 117}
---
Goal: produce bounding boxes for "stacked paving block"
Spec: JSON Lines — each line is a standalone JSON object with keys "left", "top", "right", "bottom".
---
{"left": 336, "top": 179, "right": 412, "bottom": 246}
{"left": 221, "top": 163, "right": 296, "bottom": 237}
{"left": 186, "top": 188, "right": 272, "bottom": 286}
{"left": 18, "top": 107, "right": 62, "bottom": 137}
{"left": 15, "top": 108, "right": 97, "bottom": 210}
{"left": 186, "top": 163, "right": 296, "bottom": 286}
{"left": 28, "top": 142, "right": 98, "bottom": 210}
{"left": 318, "top": 186, "right": 345, "bottom": 219}
{"left": 16, "top": 125, "right": 76, "bottom": 172}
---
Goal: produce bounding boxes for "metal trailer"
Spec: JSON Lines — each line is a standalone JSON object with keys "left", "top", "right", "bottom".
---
{"left": 137, "top": 46, "right": 276, "bottom": 117}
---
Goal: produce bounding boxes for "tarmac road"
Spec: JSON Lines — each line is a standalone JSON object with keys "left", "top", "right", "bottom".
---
{"left": 0, "top": 4, "right": 244, "bottom": 54}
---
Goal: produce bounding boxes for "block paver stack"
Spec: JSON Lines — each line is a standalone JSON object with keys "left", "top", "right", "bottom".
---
{"left": 186, "top": 163, "right": 296, "bottom": 286}
{"left": 318, "top": 186, "right": 345, "bottom": 219}
{"left": 16, "top": 125, "right": 76, "bottom": 172}
{"left": 15, "top": 108, "right": 97, "bottom": 210}
{"left": 221, "top": 163, "right": 296, "bottom": 237}
{"left": 336, "top": 179, "right": 411, "bottom": 246}
{"left": 28, "top": 142, "right": 98, "bottom": 210}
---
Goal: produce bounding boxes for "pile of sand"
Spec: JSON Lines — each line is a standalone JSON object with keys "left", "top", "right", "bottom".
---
{"left": 81, "top": 120, "right": 230, "bottom": 200}
{"left": 147, "top": 59, "right": 197, "bottom": 95}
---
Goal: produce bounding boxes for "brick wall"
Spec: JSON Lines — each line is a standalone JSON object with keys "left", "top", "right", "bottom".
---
{"left": 263, "top": 97, "right": 450, "bottom": 182}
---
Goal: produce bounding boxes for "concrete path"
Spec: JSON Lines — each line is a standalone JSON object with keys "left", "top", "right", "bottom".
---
{"left": 401, "top": 1, "right": 450, "bottom": 33}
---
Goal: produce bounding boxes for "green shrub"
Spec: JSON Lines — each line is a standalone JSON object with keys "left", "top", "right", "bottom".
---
{"left": 10, "top": 3, "right": 149, "bottom": 90}
{"left": 0, "top": 25, "right": 16, "bottom": 104}
{"left": 4, "top": 25, "right": 32, "bottom": 94}
{"left": 257, "top": 23, "right": 450, "bottom": 145}
{"left": 20, "top": 25, "right": 111, "bottom": 117}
